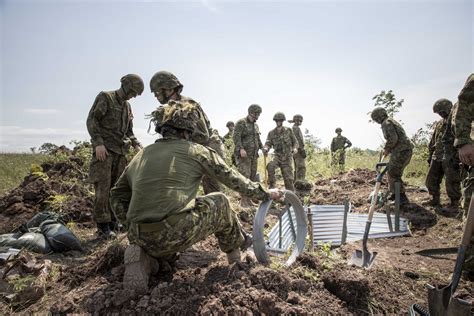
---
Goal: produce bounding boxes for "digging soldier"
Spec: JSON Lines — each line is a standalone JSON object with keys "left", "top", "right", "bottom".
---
{"left": 233, "top": 104, "right": 264, "bottom": 207}
{"left": 149, "top": 70, "right": 225, "bottom": 194}
{"left": 425, "top": 99, "right": 461, "bottom": 208}
{"left": 264, "top": 112, "right": 298, "bottom": 191}
{"left": 451, "top": 73, "right": 474, "bottom": 280}
{"left": 110, "top": 100, "right": 283, "bottom": 294}
{"left": 330, "top": 128, "right": 352, "bottom": 170}
{"left": 371, "top": 107, "right": 413, "bottom": 205}
{"left": 86, "top": 74, "right": 144, "bottom": 239}
{"left": 290, "top": 114, "right": 307, "bottom": 181}
{"left": 222, "top": 121, "right": 236, "bottom": 166}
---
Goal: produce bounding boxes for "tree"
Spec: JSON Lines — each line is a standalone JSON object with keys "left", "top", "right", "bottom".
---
{"left": 304, "top": 128, "right": 321, "bottom": 159}
{"left": 38, "top": 142, "right": 59, "bottom": 154}
{"left": 370, "top": 90, "right": 404, "bottom": 120}
{"left": 30, "top": 147, "right": 36, "bottom": 154}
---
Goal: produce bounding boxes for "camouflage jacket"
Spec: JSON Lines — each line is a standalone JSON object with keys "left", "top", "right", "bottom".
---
{"left": 233, "top": 117, "right": 263, "bottom": 157}
{"left": 381, "top": 117, "right": 413, "bottom": 153}
{"left": 429, "top": 119, "right": 446, "bottom": 161}
{"left": 86, "top": 91, "right": 140, "bottom": 155}
{"left": 180, "top": 96, "right": 211, "bottom": 145}
{"left": 453, "top": 73, "right": 474, "bottom": 148}
{"left": 110, "top": 137, "right": 269, "bottom": 225}
{"left": 330, "top": 135, "right": 352, "bottom": 152}
{"left": 442, "top": 108, "right": 460, "bottom": 162}
{"left": 265, "top": 127, "right": 298, "bottom": 159}
{"left": 292, "top": 125, "right": 305, "bottom": 150}
{"left": 222, "top": 131, "right": 233, "bottom": 150}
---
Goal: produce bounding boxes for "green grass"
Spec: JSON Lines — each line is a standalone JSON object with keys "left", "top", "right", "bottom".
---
{"left": 0, "top": 153, "right": 51, "bottom": 195}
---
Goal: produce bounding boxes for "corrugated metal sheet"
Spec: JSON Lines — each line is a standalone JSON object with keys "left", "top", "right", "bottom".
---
{"left": 267, "top": 204, "right": 410, "bottom": 252}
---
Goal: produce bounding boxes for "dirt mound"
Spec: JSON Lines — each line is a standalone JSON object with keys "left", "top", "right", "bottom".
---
{"left": 0, "top": 156, "right": 93, "bottom": 233}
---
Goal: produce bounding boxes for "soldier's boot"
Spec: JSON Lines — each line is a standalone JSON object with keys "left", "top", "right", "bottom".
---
{"left": 226, "top": 249, "right": 242, "bottom": 264}
{"left": 399, "top": 193, "right": 410, "bottom": 205}
{"left": 241, "top": 231, "right": 253, "bottom": 251}
{"left": 123, "top": 244, "right": 159, "bottom": 295}
{"left": 97, "top": 222, "right": 117, "bottom": 239}
{"left": 449, "top": 199, "right": 460, "bottom": 208}
{"left": 426, "top": 194, "right": 441, "bottom": 206}
{"left": 240, "top": 195, "right": 253, "bottom": 208}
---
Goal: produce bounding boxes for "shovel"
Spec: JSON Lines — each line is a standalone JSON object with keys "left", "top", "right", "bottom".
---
{"left": 263, "top": 154, "right": 268, "bottom": 188}
{"left": 350, "top": 160, "right": 388, "bottom": 268}
{"left": 427, "top": 193, "right": 474, "bottom": 316}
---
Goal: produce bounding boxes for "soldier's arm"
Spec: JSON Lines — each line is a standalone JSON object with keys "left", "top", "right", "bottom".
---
{"left": 198, "top": 148, "right": 270, "bottom": 201}
{"left": 344, "top": 137, "right": 352, "bottom": 148}
{"left": 264, "top": 131, "right": 273, "bottom": 149}
{"left": 125, "top": 104, "right": 141, "bottom": 148}
{"left": 110, "top": 169, "right": 132, "bottom": 225}
{"left": 290, "top": 129, "right": 298, "bottom": 151}
{"left": 330, "top": 138, "right": 335, "bottom": 152}
{"left": 453, "top": 100, "right": 474, "bottom": 148}
{"left": 382, "top": 121, "right": 398, "bottom": 152}
{"left": 428, "top": 123, "right": 437, "bottom": 158}
{"left": 86, "top": 93, "right": 108, "bottom": 148}
{"left": 232, "top": 121, "right": 244, "bottom": 151}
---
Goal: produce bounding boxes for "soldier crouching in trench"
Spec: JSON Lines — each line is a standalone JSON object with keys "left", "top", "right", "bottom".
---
{"left": 110, "top": 99, "right": 283, "bottom": 294}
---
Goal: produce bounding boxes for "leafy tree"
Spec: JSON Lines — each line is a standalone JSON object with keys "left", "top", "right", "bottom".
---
{"left": 369, "top": 90, "right": 404, "bottom": 120}
{"left": 38, "top": 142, "right": 59, "bottom": 154}
{"left": 304, "top": 128, "right": 321, "bottom": 159}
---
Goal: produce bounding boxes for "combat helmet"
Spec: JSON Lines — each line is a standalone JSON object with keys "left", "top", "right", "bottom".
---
{"left": 433, "top": 98, "right": 453, "bottom": 114}
{"left": 335, "top": 127, "right": 342, "bottom": 133}
{"left": 370, "top": 107, "right": 388, "bottom": 123}
{"left": 120, "top": 74, "right": 144, "bottom": 95}
{"left": 248, "top": 104, "right": 262, "bottom": 115}
{"left": 273, "top": 112, "right": 286, "bottom": 121}
{"left": 226, "top": 121, "right": 234, "bottom": 128}
{"left": 150, "top": 71, "right": 183, "bottom": 93}
{"left": 148, "top": 100, "right": 199, "bottom": 133}
{"left": 293, "top": 114, "right": 303, "bottom": 121}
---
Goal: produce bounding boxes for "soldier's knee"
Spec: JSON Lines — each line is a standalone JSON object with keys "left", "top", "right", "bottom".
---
{"left": 203, "top": 192, "right": 230, "bottom": 209}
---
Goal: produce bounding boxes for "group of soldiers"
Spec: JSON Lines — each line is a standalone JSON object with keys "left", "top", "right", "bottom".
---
{"left": 86, "top": 70, "right": 473, "bottom": 293}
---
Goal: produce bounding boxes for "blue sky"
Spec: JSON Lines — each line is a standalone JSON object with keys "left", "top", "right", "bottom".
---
{"left": 0, "top": 0, "right": 473, "bottom": 152}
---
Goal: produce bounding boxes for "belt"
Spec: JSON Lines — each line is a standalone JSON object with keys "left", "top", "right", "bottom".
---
{"left": 130, "top": 212, "right": 188, "bottom": 235}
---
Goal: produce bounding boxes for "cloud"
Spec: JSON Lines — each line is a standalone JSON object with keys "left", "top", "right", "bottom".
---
{"left": 24, "top": 108, "right": 60, "bottom": 114}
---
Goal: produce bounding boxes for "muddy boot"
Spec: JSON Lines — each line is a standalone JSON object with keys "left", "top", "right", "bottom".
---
{"left": 426, "top": 195, "right": 440, "bottom": 206}
{"left": 123, "top": 244, "right": 159, "bottom": 295}
{"left": 449, "top": 199, "right": 460, "bottom": 208}
{"left": 399, "top": 193, "right": 410, "bottom": 205}
{"left": 226, "top": 249, "right": 242, "bottom": 264}
{"left": 97, "top": 222, "right": 117, "bottom": 239}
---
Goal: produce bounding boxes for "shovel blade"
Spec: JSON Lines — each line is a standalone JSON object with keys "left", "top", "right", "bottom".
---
{"left": 427, "top": 284, "right": 451, "bottom": 315}
{"left": 350, "top": 249, "right": 378, "bottom": 269}
{"left": 447, "top": 297, "right": 472, "bottom": 316}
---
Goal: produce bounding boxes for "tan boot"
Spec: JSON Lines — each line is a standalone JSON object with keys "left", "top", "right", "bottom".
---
{"left": 226, "top": 249, "right": 242, "bottom": 264}
{"left": 123, "top": 244, "right": 159, "bottom": 295}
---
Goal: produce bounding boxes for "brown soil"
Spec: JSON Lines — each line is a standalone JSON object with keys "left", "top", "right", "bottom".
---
{"left": 0, "top": 160, "right": 472, "bottom": 314}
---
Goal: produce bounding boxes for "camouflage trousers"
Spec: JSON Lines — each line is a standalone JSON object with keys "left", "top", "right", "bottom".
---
{"left": 237, "top": 155, "right": 259, "bottom": 182}
{"left": 88, "top": 151, "right": 127, "bottom": 223}
{"left": 461, "top": 167, "right": 473, "bottom": 217}
{"left": 387, "top": 148, "right": 412, "bottom": 194}
{"left": 425, "top": 159, "right": 461, "bottom": 202}
{"left": 267, "top": 156, "right": 295, "bottom": 191}
{"left": 127, "top": 192, "right": 245, "bottom": 258}
{"left": 293, "top": 152, "right": 306, "bottom": 181}
{"left": 331, "top": 151, "right": 346, "bottom": 169}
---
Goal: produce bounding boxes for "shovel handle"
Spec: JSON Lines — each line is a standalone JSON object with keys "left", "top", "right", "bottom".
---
{"left": 461, "top": 193, "right": 474, "bottom": 248}
{"left": 263, "top": 155, "right": 268, "bottom": 188}
{"left": 367, "top": 181, "right": 382, "bottom": 222}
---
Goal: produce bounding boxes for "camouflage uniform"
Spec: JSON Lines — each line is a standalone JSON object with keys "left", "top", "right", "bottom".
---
{"left": 222, "top": 126, "right": 236, "bottom": 166}
{"left": 265, "top": 127, "right": 298, "bottom": 191}
{"left": 452, "top": 74, "right": 474, "bottom": 278}
{"left": 292, "top": 124, "right": 306, "bottom": 180}
{"left": 330, "top": 134, "right": 352, "bottom": 167}
{"left": 379, "top": 116, "right": 414, "bottom": 195}
{"left": 233, "top": 117, "right": 263, "bottom": 181}
{"left": 110, "top": 137, "right": 269, "bottom": 258}
{"left": 426, "top": 118, "right": 461, "bottom": 204}
{"left": 87, "top": 90, "right": 141, "bottom": 224}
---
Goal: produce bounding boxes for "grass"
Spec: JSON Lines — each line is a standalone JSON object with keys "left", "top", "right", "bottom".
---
{"left": 0, "top": 153, "right": 51, "bottom": 195}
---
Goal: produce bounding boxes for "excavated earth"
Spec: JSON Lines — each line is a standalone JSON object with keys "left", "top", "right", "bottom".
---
{"left": 0, "top": 159, "right": 473, "bottom": 314}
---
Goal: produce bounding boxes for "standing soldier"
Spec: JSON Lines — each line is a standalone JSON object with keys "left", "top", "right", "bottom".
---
{"left": 425, "top": 99, "right": 461, "bottom": 207}
{"left": 330, "top": 128, "right": 352, "bottom": 170}
{"left": 222, "top": 121, "right": 236, "bottom": 166}
{"left": 149, "top": 70, "right": 225, "bottom": 194}
{"left": 233, "top": 105, "right": 264, "bottom": 207}
{"left": 452, "top": 73, "right": 474, "bottom": 280}
{"left": 371, "top": 107, "right": 413, "bottom": 204}
{"left": 290, "top": 114, "right": 307, "bottom": 181}
{"left": 263, "top": 112, "right": 298, "bottom": 191}
{"left": 87, "top": 74, "right": 144, "bottom": 239}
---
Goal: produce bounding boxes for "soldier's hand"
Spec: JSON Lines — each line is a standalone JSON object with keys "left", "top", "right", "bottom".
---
{"left": 292, "top": 148, "right": 298, "bottom": 155}
{"left": 95, "top": 145, "right": 109, "bottom": 161}
{"left": 268, "top": 188, "right": 284, "bottom": 201}
{"left": 262, "top": 147, "right": 269, "bottom": 156}
{"left": 133, "top": 143, "right": 143, "bottom": 151}
{"left": 459, "top": 143, "right": 474, "bottom": 166}
{"left": 240, "top": 148, "right": 247, "bottom": 158}
{"left": 383, "top": 149, "right": 390, "bottom": 158}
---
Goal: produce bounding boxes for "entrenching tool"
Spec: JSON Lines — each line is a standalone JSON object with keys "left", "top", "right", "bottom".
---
{"left": 426, "top": 194, "right": 474, "bottom": 316}
{"left": 415, "top": 247, "right": 458, "bottom": 257}
{"left": 349, "top": 159, "right": 388, "bottom": 269}
{"left": 263, "top": 154, "right": 268, "bottom": 188}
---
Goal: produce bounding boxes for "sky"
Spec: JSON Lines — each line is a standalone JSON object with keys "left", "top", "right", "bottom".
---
{"left": 0, "top": 0, "right": 473, "bottom": 152}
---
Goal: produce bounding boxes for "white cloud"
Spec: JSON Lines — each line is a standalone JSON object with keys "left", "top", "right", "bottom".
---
{"left": 24, "top": 108, "right": 60, "bottom": 114}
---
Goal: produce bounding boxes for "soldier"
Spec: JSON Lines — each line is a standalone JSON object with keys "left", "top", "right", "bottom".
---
{"left": 263, "top": 112, "right": 298, "bottom": 191}
{"left": 290, "top": 114, "right": 307, "bottom": 181}
{"left": 452, "top": 73, "right": 474, "bottom": 280}
{"left": 222, "top": 121, "right": 236, "bottom": 166}
{"left": 233, "top": 104, "right": 264, "bottom": 207}
{"left": 149, "top": 70, "right": 225, "bottom": 194}
{"left": 110, "top": 100, "right": 282, "bottom": 293}
{"left": 371, "top": 107, "right": 413, "bottom": 204}
{"left": 86, "top": 74, "right": 144, "bottom": 239}
{"left": 425, "top": 99, "right": 461, "bottom": 207}
{"left": 330, "top": 128, "right": 352, "bottom": 170}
